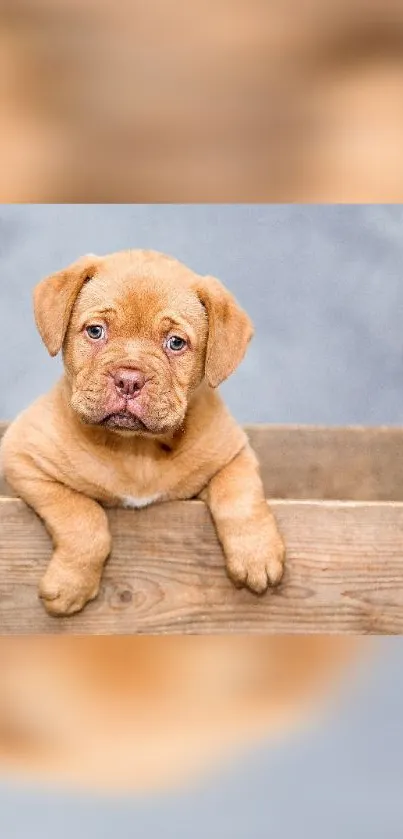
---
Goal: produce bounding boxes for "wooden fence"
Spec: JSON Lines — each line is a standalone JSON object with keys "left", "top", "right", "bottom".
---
{"left": 1, "top": 423, "right": 403, "bottom": 634}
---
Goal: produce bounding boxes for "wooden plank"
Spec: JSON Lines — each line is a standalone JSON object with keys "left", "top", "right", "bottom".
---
{"left": 2, "top": 422, "right": 403, "bottom": 500}
{"left": 1, "top": 496, "right": 403, "bottom": 634}
{"left": 246, "top": 424, "right": 403, "bottom": 501}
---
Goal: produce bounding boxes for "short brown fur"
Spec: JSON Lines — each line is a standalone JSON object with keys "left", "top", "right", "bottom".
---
{"left": 1, "top": 250, "right": 284, "bottom": 616}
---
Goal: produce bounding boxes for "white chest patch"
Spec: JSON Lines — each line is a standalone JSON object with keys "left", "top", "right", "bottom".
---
{"left": 122, "top": 494, "right": 161, "bottom": 509}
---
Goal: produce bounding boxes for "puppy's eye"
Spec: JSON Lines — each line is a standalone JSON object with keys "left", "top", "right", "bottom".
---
{"left": 86, "top": 325, "right": 105, "bottom": 340}
{"left": 166, "top": 336, "right": 187, "bottom": 352}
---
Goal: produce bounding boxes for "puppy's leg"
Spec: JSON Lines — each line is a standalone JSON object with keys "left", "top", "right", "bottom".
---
{"left": 200, "top": 445, "right": 285, "bottom": 594}
{"left": 5, "top": 468, "right": 111, "bottom": 616}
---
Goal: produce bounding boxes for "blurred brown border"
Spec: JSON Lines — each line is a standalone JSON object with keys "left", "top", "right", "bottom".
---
{"left": 0, "top": 637, "right": 366, "bottom": 792}
{"left": 1, "top": 0, "right": 403, "bottom": 202}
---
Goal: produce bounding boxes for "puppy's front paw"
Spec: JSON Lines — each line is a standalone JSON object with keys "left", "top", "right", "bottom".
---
{"left": 39, "top": 560, "right": 101, "bottom": 616}
{"left": 226, "top": 532, "right": 285, "bottom": 594}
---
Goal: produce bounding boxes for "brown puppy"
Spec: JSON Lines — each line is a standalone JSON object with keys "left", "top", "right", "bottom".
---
{"left": 1, "top": 249, "right": 284, "bottom": 616}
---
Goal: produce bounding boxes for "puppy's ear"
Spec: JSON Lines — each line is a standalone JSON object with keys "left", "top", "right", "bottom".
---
{"left": 33, "top": 254, "right": 101, "bottom": 356}
{"left": 195, "top": 275, "right": 254, "bottom": 388}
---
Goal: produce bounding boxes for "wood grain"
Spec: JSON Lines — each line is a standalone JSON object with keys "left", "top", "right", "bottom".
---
{"left": 2, "top": 421, "right": 403, "bottom": 634}
{"left": 2, "top": 422, "right": 403, "bottom": 500}
{"left": 246, "top": 424, "right": 403, "bottom": 501}
{"left": 1, "top": 496, "right": 403, "bottom": 634}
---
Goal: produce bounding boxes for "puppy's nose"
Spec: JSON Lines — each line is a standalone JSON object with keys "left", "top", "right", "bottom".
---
{"left": 113, "top": 368, "right": 145, "bottom": 398}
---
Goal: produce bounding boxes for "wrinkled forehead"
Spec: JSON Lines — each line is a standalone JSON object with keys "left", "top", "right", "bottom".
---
{"left": 73, "top": 252, "right": 204, "bottom": 329}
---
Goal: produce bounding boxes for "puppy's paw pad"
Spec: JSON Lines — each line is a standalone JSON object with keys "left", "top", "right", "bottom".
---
{"left": 227, "top": 540, "right": 285, "bottom": 594}
{"left": 39, "top": 565, "right": 100, "bottom": 617}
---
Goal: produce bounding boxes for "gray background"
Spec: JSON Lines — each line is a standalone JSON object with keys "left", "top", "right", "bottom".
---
{"left": 1, "top": 205, "right": 403, "bottom": 837}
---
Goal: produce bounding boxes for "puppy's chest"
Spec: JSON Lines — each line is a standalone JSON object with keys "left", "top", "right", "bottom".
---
{"left": 111, "top": 457, "right": 167, "bottom": 508}
{"left": 80, "top": 447, "right": 175, "bottom": 508}
{"left": 120, "top": 493, "right": 162, "bottom": 510}
{"left": 66, "top": 436, "right": 216, "bottom": 508}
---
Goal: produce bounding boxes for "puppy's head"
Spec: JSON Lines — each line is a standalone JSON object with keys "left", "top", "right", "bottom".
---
{"left": 34, "top": 250, "right": 253, "bottom": 435}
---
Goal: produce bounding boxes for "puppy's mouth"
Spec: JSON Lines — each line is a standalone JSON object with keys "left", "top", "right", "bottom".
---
{"left": 99, "top": 412, "right": 148, "bottom": 431}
